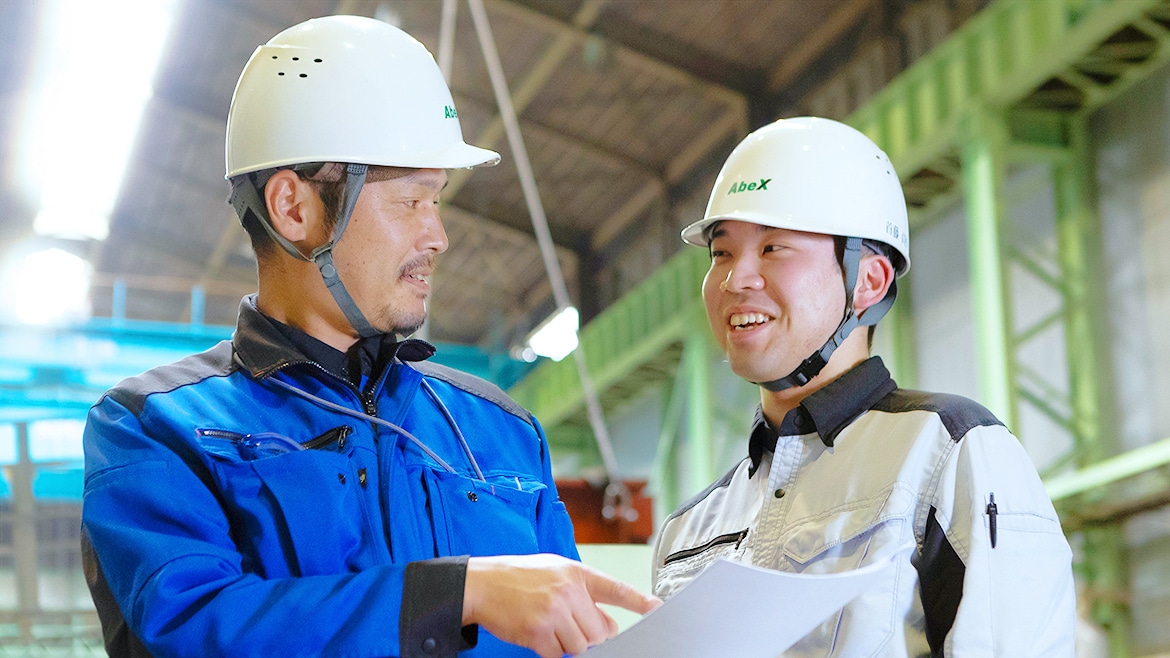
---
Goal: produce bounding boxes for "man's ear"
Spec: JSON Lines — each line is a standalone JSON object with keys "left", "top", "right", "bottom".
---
{"left": 264, "top": 169, "right": 317, "bottom": 245}
{"left": 853, "top": 252, "right": 896, "bottom": 315}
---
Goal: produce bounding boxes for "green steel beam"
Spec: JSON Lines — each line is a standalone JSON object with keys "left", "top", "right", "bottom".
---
{"left": 510, "top": 248, "right": 707, "bottom": 428}
{"left": 849, "top": 0, "right": 1170, "bottom": 184}
{"left": 1046, "top": 437, "right": 1170, "bottom": 501}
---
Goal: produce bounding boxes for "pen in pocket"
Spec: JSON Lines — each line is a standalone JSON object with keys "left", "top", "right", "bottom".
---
{"left": 986, "top": 492, "right": 998, "bottom": 549}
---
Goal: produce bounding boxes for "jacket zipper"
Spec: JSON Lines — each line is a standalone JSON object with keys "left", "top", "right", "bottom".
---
{"left": 267, "top": 359, "right": 372, "bottom": 415}
{"left": 197, "top": 426, "right": 351, "bottom": 451}
{"left": 302, "top": 425, "right": 352, "bottom": 450}
{"left": 663, "top": 528, "right": 749, "bottom": 566}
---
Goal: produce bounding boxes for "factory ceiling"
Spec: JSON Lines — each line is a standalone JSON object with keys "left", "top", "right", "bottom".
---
{"left": 0, "top": 0, "right": 983, "bottom": 355}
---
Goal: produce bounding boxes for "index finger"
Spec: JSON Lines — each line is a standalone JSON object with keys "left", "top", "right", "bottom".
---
{"left": 580, "top": 567, "right": 662, "bottom": 615}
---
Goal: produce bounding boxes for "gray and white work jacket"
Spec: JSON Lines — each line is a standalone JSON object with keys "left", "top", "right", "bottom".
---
{"left": 652, "top": 357, "right": 1075, "bottom": 657}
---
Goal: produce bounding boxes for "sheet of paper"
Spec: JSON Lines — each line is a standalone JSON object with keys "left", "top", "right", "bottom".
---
{"left": 581, "top": 547, "right": 909, "bottom": 658}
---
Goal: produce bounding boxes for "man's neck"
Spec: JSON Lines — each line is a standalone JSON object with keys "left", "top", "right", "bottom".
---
{"left": 758, "top": 333, "right": 870, "bottom": 426}
{"left": 257, "top": 286, "right": 358, "bottom": 351}
{"left": 257, "top": 267, "right": 359, "bottom": 352}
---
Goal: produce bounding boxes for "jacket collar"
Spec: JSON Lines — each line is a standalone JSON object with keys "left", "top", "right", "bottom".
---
{"left": 748, "top": 356, "right": 897, "bottom": 476}
{"left": 232, "top": 294, "right": 434, "bottom": 380}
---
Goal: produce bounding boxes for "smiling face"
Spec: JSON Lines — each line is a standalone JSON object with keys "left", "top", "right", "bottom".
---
{"left": 327, "top": 168, "right": 449, "bottom": 336}
{"left": 702, "top": 220, "right": 847, "bottom": 385}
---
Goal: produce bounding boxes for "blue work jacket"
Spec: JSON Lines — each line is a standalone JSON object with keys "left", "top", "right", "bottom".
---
{"left": 81, "top": 297, "right": 579, "bottom": 657}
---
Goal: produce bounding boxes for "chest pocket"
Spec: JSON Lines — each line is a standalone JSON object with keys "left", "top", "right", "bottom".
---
{"left": 777, "top": 488, "right": 917, "bottom": 657}
{"left": 779, "top": 486, "right": 915, "bottom": 572}
{"left": 197, "top": 429, "right": 372, "bottom": 578}
{"left": 423, "top": 470, "right": 541, "bottom": 557}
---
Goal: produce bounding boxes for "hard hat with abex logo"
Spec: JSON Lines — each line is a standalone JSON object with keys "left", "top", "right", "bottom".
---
{"left": 681, "top": 116, "right": 910, "bottom": 275}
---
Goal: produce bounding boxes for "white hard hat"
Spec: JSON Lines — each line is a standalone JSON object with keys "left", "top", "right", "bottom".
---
{"left": 225, "top": 15, "right": 499, "bottom": 178}
{"left": 681, "top": 116, "right": 910, "bottom": 273}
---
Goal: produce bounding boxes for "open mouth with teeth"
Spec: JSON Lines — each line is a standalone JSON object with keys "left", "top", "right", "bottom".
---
{"left": 730, "top": 312, "right": 773, "bottom": 330}
{"left": 404, "top": 272, "right": 429, "bottom": 284}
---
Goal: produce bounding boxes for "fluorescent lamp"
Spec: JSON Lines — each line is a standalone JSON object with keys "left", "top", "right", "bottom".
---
{"left": 20, "top": 0, "right": 178, "bottom": 240}
{"left": 527, "top": 306, "right": 579, "bottom": 361}
{"left": 10, "top": 247, "right": 92, "bottom": 325}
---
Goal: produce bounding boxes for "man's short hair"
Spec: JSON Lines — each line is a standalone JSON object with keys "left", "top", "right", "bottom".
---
{"left": 234, "top": 163, "right": 416, "bottom": 258}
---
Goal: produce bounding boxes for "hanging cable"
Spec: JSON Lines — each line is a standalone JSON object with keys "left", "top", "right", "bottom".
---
{"left": 466, "top": 0, "right": 631, "bottom": 522}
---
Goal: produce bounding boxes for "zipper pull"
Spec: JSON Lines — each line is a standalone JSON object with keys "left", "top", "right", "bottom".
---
{"left": 735, "top": 529, "right": 748, "bottom": 550}
{"left": 986, "top": 493, "right": 998, "bottom": 549}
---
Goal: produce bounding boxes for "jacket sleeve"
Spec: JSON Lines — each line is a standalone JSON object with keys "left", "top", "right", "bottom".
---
{"left": 929, "top": 424, "right": 1077, "bottom": 656}
{"left": 82, "top": 396, "right": 419, "bottom": 658}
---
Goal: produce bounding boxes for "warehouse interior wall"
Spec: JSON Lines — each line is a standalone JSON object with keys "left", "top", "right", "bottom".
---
{"left": 4, "top": 1, "right": 1170, "bottom": 656}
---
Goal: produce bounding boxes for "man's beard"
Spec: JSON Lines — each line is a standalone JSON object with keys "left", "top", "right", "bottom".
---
{"left": 385, "top": 253, "right": 435, "bottom": 337}
{"left": 395, "top": 311, "right": 426, "bottom": 337}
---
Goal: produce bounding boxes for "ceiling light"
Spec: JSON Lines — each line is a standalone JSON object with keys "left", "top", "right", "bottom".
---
{"left": 526, "top": 306, "right": 579, "bottom": 362}
{"left": 8, "top": 247, "right": 93, "bottom": 325}
{"left": 19, "top": 0, "right": 178, "bottom": 240}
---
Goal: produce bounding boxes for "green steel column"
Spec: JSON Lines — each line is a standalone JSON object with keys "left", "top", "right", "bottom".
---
{"left": 651, "top": 361, "right": 688, "bottom": 524}
{"left": 960, "top": 108, "right": 1019, "bottom": 430}
{"left": 1052, "top": 114, "right": 1131, "bottom": 655}
{"left": 684, "top": 328, "right": 715, "bottom": 495}
{"left": 883, "top": 273, "right": 919, "bottom": 389}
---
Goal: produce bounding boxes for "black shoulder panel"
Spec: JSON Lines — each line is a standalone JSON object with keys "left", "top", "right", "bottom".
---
{"left": 410, "top": 360, "right": 535, "bottom": 429}
{"left": 873, "top": 388, "right": 1004, "bottom": 442}
{"left": 103, "top": 341, "right": 235, "bottom": 416}
{"left": 662, "top": 461, "right": 742, "bottom": 525}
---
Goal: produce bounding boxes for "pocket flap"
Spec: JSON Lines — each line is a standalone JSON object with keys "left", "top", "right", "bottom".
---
{"left": 782, "top": 486, "right": 914, "bottom": 564}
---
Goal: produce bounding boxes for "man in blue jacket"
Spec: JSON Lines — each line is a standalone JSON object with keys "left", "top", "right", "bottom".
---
{"left": 81, "top": 15, "right": 658, "bottom": 658}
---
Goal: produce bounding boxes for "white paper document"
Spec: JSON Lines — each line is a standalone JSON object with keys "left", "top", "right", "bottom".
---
{"left": 581, "top": 549, "right": 906, "bottom": 658}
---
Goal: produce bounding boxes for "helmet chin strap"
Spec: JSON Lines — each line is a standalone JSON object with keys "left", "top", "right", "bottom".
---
{"left": 231, "top": 163, "right": 379, "bottom": 338}
{"left": 755, "top": 237, "right": 897, "bottom": 392}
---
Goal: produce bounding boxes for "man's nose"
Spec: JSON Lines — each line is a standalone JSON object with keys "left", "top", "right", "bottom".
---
{"left": 720, "top": 258, "right": 765, "bottom": 292}
{"left": 420, "top": 206, "right": 449, "bottom": 255}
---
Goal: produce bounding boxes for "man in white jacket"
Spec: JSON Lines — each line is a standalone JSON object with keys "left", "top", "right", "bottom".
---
{"left": 652, "top": 116, "right": 1076, "bottom": 656}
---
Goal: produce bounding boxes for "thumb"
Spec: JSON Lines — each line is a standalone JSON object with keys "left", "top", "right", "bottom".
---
{"left": 582, "top": 567, "right": 662, "bottom": 615}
